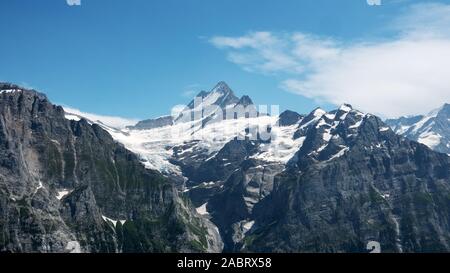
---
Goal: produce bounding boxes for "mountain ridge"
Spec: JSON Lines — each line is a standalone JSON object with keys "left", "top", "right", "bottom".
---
{"left": 85, "top": 82, "right": 450, "bottom": 252}
{"left": 1, "top": 81, "right": 449, "bottom": 253}
{"left": 386, "top": 103, "right": 450, "bottom": 155}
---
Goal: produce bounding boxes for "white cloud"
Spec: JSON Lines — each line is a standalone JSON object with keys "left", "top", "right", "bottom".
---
{"left": 210, "top": 32, "right": 304, "bottom": 74}
{"left": 209, "top": 2, "right": 450, "bottom": 118}
{"left": 392, "top": 2, "right": 450, "bottom": 38}
{"left": 63, "top": 106, "right": 138, "bottom": 129}
{"left": 281, "top": 38, "right": 450, "bottom": 117}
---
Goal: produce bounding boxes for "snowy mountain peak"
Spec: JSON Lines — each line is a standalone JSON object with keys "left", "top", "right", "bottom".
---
{"left": 288, "top": 105, "right": 395, "bottom": 166}
{"left": 212, "top": 81, "right": 233, "bottom": 94}
{"left": 386, "top": 103, "right": 450, "bottom": 154}
{"left": 339, "top": 104, "right": 353, "bottom": 112}
{"left": 297, "top": 108, "right": 326, "bottom": 128}
{"left": 312, "top": 107, "right": 326, "bottom": 117}
{"left": 185, "top": 81, "right": 240, "bottom": 111}
{"left": 334, "top": 104, "right": 356, "bottom": 120}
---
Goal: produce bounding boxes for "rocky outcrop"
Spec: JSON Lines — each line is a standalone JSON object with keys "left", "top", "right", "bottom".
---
{"left": 278, "top": 110, "right": 303, "bottom": 127}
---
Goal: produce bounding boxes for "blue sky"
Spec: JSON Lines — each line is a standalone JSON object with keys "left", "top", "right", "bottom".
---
{"left": 1, "top": 0, "right": 450, "bottom": 121}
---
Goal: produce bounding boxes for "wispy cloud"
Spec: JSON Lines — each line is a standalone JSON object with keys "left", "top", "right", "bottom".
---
{"left": 209, "top": 2, "right": 450, "bottom": 118}
{"left": 391, "top": 2, "right": 450, "bottom": 38}
{"left": 210, "top": 32, "right": 305, "bottom": 74}
{"left": 63, "top": 106, "right": 138, "bottom": 129}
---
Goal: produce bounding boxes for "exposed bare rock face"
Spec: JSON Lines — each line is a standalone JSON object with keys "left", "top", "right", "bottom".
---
{"left": 243, "top": 111, "right": 450, "bottom": 253}
{"left": 0, "top": 83, "right": 222, "bottom": 253}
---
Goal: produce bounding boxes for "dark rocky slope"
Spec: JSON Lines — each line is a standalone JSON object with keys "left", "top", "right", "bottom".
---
{"left": 243, "top": 114, "right": 450, "bottom": 253}
{"left": 0, "top": 83, "right": 222, "bottom": 253}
